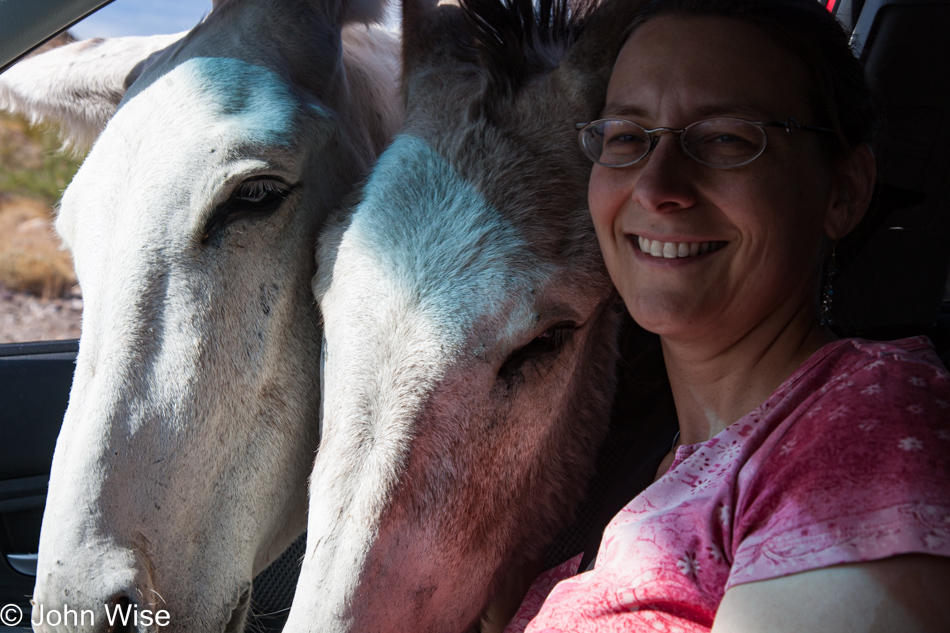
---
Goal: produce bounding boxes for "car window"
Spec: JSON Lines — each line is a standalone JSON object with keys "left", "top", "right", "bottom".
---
{"left": 0, "top": 33, "right": 84, "bottom": 345}
{"left": 0, "top": 1, "right": 208, "bottom": 345}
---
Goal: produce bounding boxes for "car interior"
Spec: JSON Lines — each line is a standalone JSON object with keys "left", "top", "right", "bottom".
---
{"left": 0, "top": 0, "right": 947, "bottom": 631}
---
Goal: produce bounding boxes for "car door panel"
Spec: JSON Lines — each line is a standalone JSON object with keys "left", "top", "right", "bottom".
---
{"left": 0, "top": 340, "right": 76, "bottom": 629}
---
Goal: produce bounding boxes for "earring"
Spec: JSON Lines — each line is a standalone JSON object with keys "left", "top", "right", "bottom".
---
{"left": 819, "top": 241, "right": 837, "bottom": 327}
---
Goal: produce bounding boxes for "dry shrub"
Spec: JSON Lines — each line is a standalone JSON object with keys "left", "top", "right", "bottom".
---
{"left": 0, "top": 194, "right": 76, "bottom": 298}
{"left": 0, "top": 112, "right": 84, "bottom": 204}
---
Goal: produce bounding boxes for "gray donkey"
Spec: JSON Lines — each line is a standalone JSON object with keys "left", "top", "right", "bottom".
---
{"left": 282, "top": 0, "right": 661, "bottom": 631}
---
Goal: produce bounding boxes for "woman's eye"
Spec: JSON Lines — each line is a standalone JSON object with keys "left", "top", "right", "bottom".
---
{"left": 606, "top": 132, "right": 647, "bottom": 147}
{"left": 696, "top": 131, "right": 757, "bottom": 147}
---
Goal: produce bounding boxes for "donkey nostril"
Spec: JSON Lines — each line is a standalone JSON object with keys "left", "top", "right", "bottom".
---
{"left": 105, "top": 595, "right": 134, "bottom": 633}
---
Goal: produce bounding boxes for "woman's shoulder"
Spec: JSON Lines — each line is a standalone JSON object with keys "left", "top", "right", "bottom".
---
{"left": 756, "top": 335, "right": 949, "bottom": 459}
{"left": 723, "top": 336, "right": 950, "bottom": 590}
{"left": 812, "top": 335, "right": 946, "bottom": 377}
{"left": 771, "top": 335, "right": 948, "bottom": 418}
{"left": 834, "top": 335, "right": 945, "bottom": 365}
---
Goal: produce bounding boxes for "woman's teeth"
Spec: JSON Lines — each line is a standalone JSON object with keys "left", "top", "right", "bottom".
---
{"left": 637, "top": 236, "right": 726, "bottom": 258}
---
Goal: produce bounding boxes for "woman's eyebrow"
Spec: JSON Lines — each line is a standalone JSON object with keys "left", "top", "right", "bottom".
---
{"left": 692, "top": 103, "right": 775, "bottom": 120}
{"left": 600, "top": 102, "right": 776, "bottom": 121}
{"left": 601, "top": 103, "right": 648, "bottom": 118}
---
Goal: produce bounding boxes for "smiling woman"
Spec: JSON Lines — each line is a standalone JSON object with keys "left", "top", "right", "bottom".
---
{"left": 591, "top": 15, "right": 848, "bottom": 349}
{"left": 511, "top": 1, "right": 950, "bottom": 631}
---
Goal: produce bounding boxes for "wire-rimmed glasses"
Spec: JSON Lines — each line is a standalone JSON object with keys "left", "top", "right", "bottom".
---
{"left": 575, "top": 117, "right": 835, "bottom": 169}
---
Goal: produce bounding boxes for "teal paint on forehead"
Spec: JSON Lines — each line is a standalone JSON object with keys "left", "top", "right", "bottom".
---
{"left": 349, "top": 134, "right": 531, "bottom": 321}
{"left": 185, "top": 57, "right": 301, "bottom": 145}
{"left": 126, "top": 56, "right": 303, "bottom": 146}
{"left": 354, "top": 134, "right": 498, "bottom": 261}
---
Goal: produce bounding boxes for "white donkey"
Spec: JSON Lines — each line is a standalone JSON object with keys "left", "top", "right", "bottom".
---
{"left": 0, "top": 0, "right": 400, "bottom": 630}
{"left": 284, "top": 0, "right": 648, "bottom": 631}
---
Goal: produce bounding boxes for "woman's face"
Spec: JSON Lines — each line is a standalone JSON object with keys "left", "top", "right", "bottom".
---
{"left": 590, "top": 15, "right": 846, "bottom": 345}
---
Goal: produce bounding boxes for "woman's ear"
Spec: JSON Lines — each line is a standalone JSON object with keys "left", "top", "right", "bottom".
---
{"left": 824, "top": 143, "right": 877, "bottom": 239}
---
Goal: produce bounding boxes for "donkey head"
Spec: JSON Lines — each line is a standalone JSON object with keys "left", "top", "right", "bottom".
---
{"left": 285, "top": 0, "right": 641, "bottom": 631}
{"left": 0, "top": 0, "right": 400, "bottom": 631}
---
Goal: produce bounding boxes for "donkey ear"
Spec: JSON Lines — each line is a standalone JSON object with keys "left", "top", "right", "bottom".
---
{"left": 0, "top": 33, "right": 183, "bottom": 152}
{"left": 553, "top": 0, "right": 647, "bottom": 115}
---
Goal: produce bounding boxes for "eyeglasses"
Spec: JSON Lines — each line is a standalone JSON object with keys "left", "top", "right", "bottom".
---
{"left": 575, "top": 117, "right": 835, "bottom": 169}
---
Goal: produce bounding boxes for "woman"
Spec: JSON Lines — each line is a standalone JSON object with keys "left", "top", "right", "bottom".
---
{"left": 509, "top": 0, "right": 950, "bottom": 630}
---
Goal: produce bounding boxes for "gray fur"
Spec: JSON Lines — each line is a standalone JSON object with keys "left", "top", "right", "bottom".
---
{"left": 285, "top": 0, "right": 643, "bottom": 631}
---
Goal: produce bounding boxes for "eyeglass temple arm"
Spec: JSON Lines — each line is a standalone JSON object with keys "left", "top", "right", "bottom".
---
{"left": 774, "top": 117, "right": 836, "bottom": 135}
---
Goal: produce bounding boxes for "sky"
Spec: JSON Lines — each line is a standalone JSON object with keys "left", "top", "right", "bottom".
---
{"left": 70, "top": 0, "right": 212, "bottom": 38}
{"left": 68, "top": 0, "right": 399, "bottom": 38}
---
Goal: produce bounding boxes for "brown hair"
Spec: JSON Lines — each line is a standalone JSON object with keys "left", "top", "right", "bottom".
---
{"left": 621, "top": 0, "right": 878, "bottom": 157}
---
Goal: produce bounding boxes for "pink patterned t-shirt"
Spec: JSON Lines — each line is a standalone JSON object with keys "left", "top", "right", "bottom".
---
{"left": 515, "top": 337, "right": 950, "bottom": 633}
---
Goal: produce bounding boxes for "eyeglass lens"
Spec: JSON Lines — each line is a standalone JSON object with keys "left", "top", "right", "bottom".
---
{"left": 580, "top": 118, "right": 769, "bottom": 168}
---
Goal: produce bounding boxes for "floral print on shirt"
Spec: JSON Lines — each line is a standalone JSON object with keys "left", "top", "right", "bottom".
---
{"left": 510, "top": 337, "right": 950, "bottom": 633}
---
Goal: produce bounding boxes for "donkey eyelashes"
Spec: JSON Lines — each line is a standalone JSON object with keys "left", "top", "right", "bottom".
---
{"left": 200, "top": 176, "right": 295, "bottom": 245}
{"left": 498, "top": 321, "right": 578, "bottom": 383}
{"left": 232, "top": 178, "right": 288, "bottom": 206}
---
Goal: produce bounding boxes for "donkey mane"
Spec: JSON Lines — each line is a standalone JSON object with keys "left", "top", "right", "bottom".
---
{"left": 461, "top": 0, "right": 592, "bottom": 100}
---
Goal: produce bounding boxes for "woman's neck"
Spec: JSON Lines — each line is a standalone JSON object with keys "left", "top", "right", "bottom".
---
{"left": 660, "top": 302, "right": 836, "bottom": 446}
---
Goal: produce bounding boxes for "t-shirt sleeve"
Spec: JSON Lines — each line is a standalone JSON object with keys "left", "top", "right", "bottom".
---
{"left": 727, "top": 348, "right": 950, "bottom": 590}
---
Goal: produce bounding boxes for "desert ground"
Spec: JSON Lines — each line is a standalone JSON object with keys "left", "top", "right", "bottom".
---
{"left": 0, "top": 192, "right": 81, "bottom": 344}
{"left": 1, "top": 37, "right": 84, "bottom": 345}
{"left": 0, "top": 282, "right": 82, "bottom": 344}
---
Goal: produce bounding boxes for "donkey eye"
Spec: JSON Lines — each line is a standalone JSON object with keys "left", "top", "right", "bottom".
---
{"left": 230, "top": 177, "right": 291, "bottom": 211}
{"left": 519, "top": 324, "right": 575, "bottom": 357}
{"left": 498, "top": 322, "right": 577, "bottom": 383}
{"left": 201, "top": 177, "right": 294, "bottom": 245}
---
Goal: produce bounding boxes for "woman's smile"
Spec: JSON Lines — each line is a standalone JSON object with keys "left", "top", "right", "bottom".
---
{"left": 632, "top": 235, "right": 729, "bottom": 259}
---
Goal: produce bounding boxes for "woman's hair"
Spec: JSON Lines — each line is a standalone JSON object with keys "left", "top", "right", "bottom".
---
{"left": 621, "top": 0, "right": 878, "bottom": 157}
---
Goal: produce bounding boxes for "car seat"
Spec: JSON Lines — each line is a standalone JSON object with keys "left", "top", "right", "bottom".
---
{"left": 832, "top": 0, "right": 950, "bottom": 367}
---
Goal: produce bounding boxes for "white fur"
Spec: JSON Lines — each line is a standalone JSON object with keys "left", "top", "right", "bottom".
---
{"left": 2, "top": 2, "right": 401, "bottom": 632}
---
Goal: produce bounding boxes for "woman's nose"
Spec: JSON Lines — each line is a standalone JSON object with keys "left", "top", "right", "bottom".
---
{"left": 630, "top": 135, "right": 698, "bottom": 213}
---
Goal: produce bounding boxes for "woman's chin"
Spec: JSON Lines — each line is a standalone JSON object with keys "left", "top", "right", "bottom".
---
{"left": 621, "top": 290, "right": 708, "bottom": 338}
